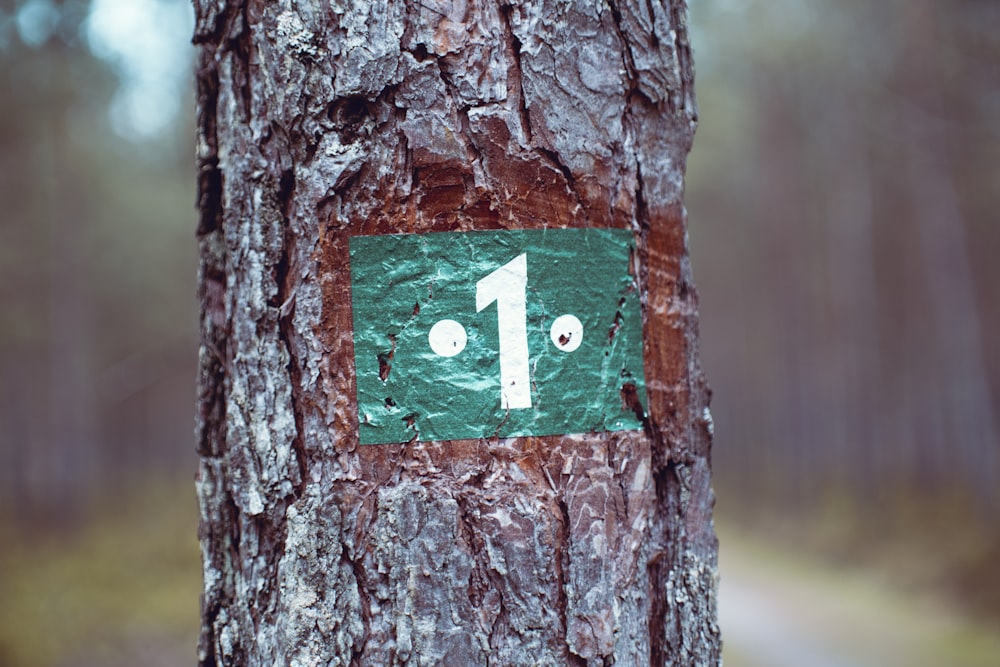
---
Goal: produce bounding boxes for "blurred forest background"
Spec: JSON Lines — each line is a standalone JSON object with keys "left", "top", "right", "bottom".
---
{"left": 0, "top": 0, "right": 997, "bottom": 665}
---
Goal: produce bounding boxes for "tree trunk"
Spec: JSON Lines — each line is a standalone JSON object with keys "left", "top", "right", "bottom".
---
{"left": 193, "top": 1, "right": 719, "bottom": 665}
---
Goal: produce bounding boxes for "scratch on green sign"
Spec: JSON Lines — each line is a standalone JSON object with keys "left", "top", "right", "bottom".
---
{"left": 349, "top": 228, "right": 647, "bottom": 445}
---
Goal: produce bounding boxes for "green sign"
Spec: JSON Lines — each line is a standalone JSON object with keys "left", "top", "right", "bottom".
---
{"left": 349, "top": 229, "right": 647, "bottom": 445}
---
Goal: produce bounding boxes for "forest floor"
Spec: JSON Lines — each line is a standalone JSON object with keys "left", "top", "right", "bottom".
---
{"left": 718, "top": 524, "right": 1000, "bottom": 667}
{"left": 0, "top": 483, "right": 201, "bottom": 667}
{"left": 1, "top": 484, "right": 998, "bottom": 666}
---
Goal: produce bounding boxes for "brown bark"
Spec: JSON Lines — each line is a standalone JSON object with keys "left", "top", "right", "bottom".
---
{"left": 194, "top": 1, "right": 719, "bottom": 665}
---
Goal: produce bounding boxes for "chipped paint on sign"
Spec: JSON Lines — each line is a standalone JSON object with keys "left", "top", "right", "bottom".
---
{"left": 349, "top": 229, "right": 647, "bottom": 444}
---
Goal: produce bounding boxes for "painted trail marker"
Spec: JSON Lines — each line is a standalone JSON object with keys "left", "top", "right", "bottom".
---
{"left": 349, "top": 229, "right": 647, "bottom": 445}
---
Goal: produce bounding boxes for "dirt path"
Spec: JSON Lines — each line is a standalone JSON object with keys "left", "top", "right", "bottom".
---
{"left": 718, "top": 531, "right": 1000, "bottom": 667}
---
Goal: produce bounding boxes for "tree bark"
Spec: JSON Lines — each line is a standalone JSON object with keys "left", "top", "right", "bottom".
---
{"left": 193, "top": 1, "right": 719, "bottom": 665}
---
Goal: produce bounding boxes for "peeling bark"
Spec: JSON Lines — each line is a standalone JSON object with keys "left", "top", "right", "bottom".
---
{"left": 194, "top": 1, "right": 719, "bottom": 665}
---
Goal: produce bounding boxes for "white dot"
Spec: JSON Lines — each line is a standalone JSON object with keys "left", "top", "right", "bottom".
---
{"left": 550, "top": 314, "right": 583, "bottom": 352}
{"left": 428, "top": 319, "right": 467, "bottom": 357}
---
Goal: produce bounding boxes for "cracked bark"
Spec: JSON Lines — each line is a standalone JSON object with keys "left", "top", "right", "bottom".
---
{"left": 193, "top": 1, "right": 719, "bottom": 665}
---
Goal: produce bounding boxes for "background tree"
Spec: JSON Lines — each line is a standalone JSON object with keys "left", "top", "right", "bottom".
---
{"left": 193, "top": 0, "right": 719, "bottom": 665}
{"left": 0, "top": 0, "right": 196, "bottom": 520}
{"left": 690, "top": 0, "right": 1000, "bottom": 514}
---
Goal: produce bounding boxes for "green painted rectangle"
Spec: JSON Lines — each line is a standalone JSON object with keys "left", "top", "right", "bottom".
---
{"left": 349, "top": 229, "right": 647, "bottom": 445}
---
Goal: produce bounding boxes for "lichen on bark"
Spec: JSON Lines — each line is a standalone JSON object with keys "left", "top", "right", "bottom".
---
{"left": 194, "top": 1, "right": 719, "bottom": 665}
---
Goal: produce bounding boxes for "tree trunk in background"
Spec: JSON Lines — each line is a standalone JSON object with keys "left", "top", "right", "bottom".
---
{"left": 193, "top": 1, "right": 718, "bottom": 665}
{"left": 898, "top": 0, "right": 999, "bottom": 502}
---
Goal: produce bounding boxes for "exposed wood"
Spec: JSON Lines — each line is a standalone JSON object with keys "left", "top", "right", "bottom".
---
{"left": 193, "top": 1, "right": 719, "bottom": 664}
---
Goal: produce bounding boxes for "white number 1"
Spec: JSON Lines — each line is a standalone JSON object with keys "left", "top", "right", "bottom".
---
{"left": 476, "top": 253, "right": 532, "bottom": 409}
